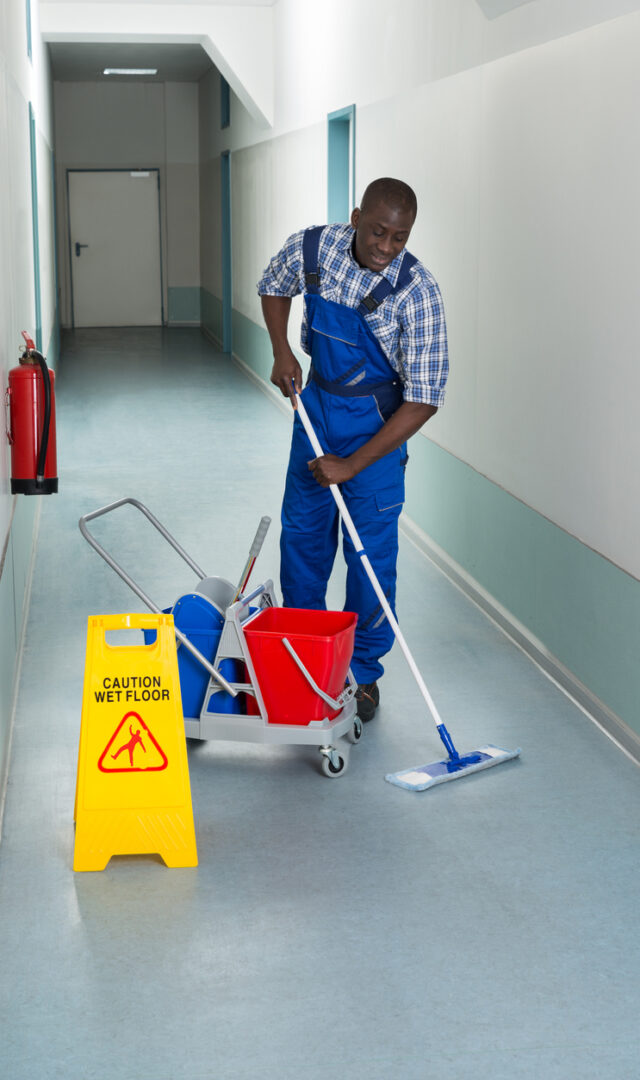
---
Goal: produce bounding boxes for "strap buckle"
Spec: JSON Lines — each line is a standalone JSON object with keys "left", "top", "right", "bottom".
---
{"left": 360, "top": 294, "right": 380, "bottom": 313}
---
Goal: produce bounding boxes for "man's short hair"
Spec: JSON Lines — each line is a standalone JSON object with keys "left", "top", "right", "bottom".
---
{"left": 360, "top": 178, "right": 417, "bottom": 220}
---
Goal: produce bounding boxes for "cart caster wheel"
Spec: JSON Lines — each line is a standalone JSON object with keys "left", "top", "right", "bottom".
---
{"left": 320, "top": 750, "right": 347, "bottom": 777}
{"left": 347, "top": 717, "right": 363, "bottom": 744}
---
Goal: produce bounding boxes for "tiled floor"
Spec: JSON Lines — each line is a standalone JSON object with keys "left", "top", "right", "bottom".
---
{"left": 0, "top": 328, "right": 638, "bottom": 1079}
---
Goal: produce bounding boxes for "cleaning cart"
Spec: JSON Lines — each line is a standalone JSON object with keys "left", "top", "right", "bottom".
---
{"left": 79, "top": 498, "right": 362, "bottom": 777}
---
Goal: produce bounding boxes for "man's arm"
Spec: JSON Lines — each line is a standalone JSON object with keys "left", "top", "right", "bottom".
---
{"left": 261, "top": 295, "right": 303, "bottom": 403}
{"left": 307, "top": 271, "right": 448, "bottom": 488}
{"left": 308, "top": 401, "right": 437, "bottom": 487}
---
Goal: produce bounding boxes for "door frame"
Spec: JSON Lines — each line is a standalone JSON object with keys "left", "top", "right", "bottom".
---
{"left": 327, "top": 105, "right": 356, "bottom": 224}
{"left": 28, "top": 103, "right": 42, "bottom": 351}
{"left": 66, "top": 168, "right": 165, "bottom": 329}
{"left": 220, "top": 151, "right": 232, "bottom": 354}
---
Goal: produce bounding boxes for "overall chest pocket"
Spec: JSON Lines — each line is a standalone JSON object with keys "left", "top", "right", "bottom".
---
{"left": 309, "top": 297, "right": 362, "bottom": 350}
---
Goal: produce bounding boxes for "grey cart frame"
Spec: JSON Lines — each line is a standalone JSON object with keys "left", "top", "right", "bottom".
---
{"left": 198, "top": 581, "right": 361, "bottom": 776}
{"left": 79, "top": 498, "right": 362, "bottom": 777}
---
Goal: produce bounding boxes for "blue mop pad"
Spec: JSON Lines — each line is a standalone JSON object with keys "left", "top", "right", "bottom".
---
{"left": 385, "top": 744, "right": 521, "bottom": 792}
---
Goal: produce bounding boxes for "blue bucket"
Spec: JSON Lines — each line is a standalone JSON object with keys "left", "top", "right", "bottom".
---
{"left": 144, "top": 594, "right": 240, "bottom": 719}
{"left": 171, "top": 593, "right": 225, "bottom": 719}
{"left": 207, "top": 658, "right": 246, "bottom": 715}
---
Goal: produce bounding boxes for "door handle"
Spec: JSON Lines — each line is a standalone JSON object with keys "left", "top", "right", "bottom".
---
{"left": 75, "top": 242, "right": 89, "bottom": 257}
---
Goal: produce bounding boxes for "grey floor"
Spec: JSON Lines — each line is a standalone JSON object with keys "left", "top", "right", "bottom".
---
{"left": 1, "top": 328, "right": 639, "bottom": 1080}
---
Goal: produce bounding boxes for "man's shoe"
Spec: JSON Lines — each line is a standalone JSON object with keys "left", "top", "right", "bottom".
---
{"left": 355, "top": 682, "right": 380, "bottom": 722}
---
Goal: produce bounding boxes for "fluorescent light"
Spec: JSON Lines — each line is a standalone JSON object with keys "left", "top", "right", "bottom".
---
{"left": 103, "top": 68, "right": 158, "bottom": 76}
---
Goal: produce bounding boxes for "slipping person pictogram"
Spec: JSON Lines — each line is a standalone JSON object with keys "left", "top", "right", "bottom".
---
{"left": 97, "top": 711, "right": 168, "bottom": 774}
{"left": 111, "top": 724, "right": 147, "bottom": 767}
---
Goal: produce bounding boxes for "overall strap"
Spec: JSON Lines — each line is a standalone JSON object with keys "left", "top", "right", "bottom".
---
{"left": 357, "top": 251, "right": 418, "bottom": 316}
{"left": 302, "top": 226, "right": 324, "bottom": 293}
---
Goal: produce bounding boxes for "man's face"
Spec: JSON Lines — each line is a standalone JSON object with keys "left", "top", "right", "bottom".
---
{"left": 350, "top": 200, "right": 415, "bottom": 272}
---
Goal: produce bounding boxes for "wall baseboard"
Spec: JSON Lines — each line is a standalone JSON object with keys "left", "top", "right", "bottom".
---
{"left": 400, "top": 514, "right": 640, "bottom": 767}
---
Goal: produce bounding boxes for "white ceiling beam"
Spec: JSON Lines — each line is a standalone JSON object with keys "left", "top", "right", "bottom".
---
{"left": 40, "top": 2, "right": 274, "bottom": 127}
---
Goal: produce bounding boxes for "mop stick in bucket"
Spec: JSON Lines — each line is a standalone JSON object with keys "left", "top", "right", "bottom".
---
{"left": 231, "top": 516, "right": 271, "bottom": 603}
{"left": 293, "top": 391, "right": 520, "bottom": 792}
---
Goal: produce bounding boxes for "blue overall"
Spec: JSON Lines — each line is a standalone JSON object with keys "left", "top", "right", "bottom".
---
{"left": 280, "top": 227, "right": 417, "bottom": 683}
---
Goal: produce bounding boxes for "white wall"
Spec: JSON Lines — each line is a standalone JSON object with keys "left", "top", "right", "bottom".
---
{"left": 223, "top": 0, "right": 640, "bottom": 146}
{"left": 53, "top": 79, "right": 200, "bottom": 325}
{"left": 357, "top": 11, "right": 640, "bottom": 578}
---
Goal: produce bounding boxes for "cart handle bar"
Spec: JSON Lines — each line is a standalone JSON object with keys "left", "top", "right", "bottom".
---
{"left": 79, "top": 497, "right": 237, "bottom": 697}
{"left": 238, "top": 582, "right": 272, "bottom": 608}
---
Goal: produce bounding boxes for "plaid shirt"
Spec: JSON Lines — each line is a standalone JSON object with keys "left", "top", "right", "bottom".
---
{"left": 257, "top": 223, "right": 448, "bottom": 406}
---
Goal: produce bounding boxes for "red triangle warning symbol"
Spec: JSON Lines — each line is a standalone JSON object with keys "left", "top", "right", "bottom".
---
{"left": 98, "top": 711, "right": 169, "bottom": 773}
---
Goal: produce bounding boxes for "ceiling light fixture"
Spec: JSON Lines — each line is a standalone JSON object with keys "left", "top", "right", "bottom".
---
{"left": 103, "top": 68, "right": 158, "bottom": 76}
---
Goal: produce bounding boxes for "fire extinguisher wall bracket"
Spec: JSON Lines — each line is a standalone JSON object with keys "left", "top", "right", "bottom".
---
{"left": 8, "top": 336, "right": 58, "bottom": 495}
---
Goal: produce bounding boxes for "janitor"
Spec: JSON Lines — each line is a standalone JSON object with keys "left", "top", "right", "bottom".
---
{"left": 258, "top": 178, "right": 448, "bottom": 722}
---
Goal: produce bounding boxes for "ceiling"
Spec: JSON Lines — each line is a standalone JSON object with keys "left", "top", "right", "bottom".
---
{"left": 475, "top": 0, "right": 534, "bottom": 16}
{"left": 40, "top": 0, "right": 275, "bottom": 4}
{"left": 48, "top": 42, "right": 216, "bottom": 82}
{"left": 46, "top": 1, "right": 537, "bottom": 83}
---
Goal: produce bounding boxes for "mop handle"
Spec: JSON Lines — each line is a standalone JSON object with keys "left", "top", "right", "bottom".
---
{"left": 232, "top": 515, "right": 271, "bottom": 603}
{"left": 295, "top": 392, "right": 445, "bottom": 731}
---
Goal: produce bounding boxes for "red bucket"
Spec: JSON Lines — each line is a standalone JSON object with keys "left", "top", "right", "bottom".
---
{"left": 243, "top": 608, "right": 357, "bottom": 725}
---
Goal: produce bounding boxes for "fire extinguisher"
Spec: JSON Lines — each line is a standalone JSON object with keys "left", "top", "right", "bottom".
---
{"left": 6, "top": 332, "right": 58, "bottom": 495}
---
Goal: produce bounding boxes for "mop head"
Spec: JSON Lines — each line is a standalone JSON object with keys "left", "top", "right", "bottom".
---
{"left": 385, "top": 745, "right": 521, "bottom": 791}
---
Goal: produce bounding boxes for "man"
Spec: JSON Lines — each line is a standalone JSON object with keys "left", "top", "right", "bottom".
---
{"left": 257, "top": 178, "right": 448, "bottom": 722}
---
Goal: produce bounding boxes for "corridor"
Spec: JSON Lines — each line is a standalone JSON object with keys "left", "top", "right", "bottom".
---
{"left": 1, "top": 329, "right": 638, "bottom": 1079}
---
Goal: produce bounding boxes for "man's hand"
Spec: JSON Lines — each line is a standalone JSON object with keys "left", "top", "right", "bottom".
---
{"left": 306, "top": 401, "right": 438, "bottom": 488}
{"left": 270, "top": 349, "right": 302, "bottom": 403}
{"left": 307, "top": 454, "right": 356, "bottom": 487}
{"left": 261, "top": 296, "right": 303, "bottom": 404}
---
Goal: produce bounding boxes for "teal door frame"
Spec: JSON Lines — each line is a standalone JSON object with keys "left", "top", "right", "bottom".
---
{"left": 28, "top": 103, "right": 42, "bottom": 352}
{"left": 221, "top": 151, "right": 232, "bottom": 354}
{"left": 327, "top": 105, "right": 356, "bottom": 224}
{"left": 51, "top": 149, "right": 61, "bottom": 362}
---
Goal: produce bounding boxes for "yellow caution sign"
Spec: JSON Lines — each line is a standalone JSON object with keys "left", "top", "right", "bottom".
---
{"left": 74, "top": 613, "right": 198, "bottom": 872}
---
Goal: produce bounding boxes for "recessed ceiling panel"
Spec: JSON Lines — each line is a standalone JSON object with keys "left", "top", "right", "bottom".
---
{"left": 48, "top": 42, "right": 214, "bottom": 83}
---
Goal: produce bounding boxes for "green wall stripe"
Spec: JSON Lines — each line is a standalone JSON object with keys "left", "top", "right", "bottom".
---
{"left": 201, "top": 288, "right": 223, "bottom": 346}
{"left": 405, "top": 436, "right": 640, "bottom": 738}
{"left": 229, "top": 308, "right": 640, "bottom": 742}
{"left": 0, "top": 536, "right": 16, "bottom": 816}
{"left": 168, "top": 286, "right": 201, "bottom": 324}
{"left": 0, "top": 496, "right": 39, "bottom": 823}
{"left": 231, "top": 306, "right": 274, "bottom": 383}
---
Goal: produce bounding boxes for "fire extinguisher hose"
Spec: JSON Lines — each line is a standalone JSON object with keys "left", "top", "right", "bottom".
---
{"left": 32, "top": 350, "right": 51, "bottom": 485}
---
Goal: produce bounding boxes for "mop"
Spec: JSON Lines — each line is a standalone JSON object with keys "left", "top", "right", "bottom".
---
{"left": 294, "top": 392, "right": 521, "bottom": 792}
{"left": 231, "top": 515, "right": 271, "bottom": 603}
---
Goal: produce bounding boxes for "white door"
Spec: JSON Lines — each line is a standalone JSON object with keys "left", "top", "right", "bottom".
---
{"left": 68, "top": 170, "right": 163, "bottom": 327}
